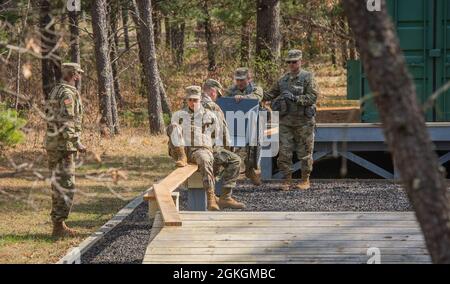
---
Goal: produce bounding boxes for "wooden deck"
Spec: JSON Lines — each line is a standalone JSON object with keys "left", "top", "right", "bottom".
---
{"left": 143, "top": 212, "right": 431, "bottom": 264}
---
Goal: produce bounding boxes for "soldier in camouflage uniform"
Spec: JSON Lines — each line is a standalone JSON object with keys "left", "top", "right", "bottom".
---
{"left": 202, "top": 79, "right": 245, "bottom": 209}
{"left": 167, "top": 86, "right": 220, "bottom": 211}
{"left": 263, "top": 50, "right": 318, "bottom": 191}
{"left": 45, "top": 63, "right": 86, "bottom": 237}
{"left": 225, "top": 68, "right": 263, "bottom": 185}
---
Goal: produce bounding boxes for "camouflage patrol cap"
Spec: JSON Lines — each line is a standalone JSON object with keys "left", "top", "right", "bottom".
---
{"left": 285, "top": 49, "right": 302, "bottom": 62}
{"left": 204, "top": 79, "right": 223, "bottom": 97}
{"left": 185, "top": 86, "right": 202, "bottom": 100}
{"left": 62, "top": 62, "right": 84, "bottom": 73}
{"left": 234, "top": 67, "right": 249, "bottom": 80}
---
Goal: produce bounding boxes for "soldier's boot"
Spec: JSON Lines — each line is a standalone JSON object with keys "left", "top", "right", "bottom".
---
{"left": 52, "top": 221, "right": 77, "bottom": 238}
{"left": 173, "top": 146, "right": 188, "bottom": 167}
{"left": 206, "top": 188, "right": 220, "bottom": 211}
{"left": 245, "top": 168, "right": 262, "bottom": 186}
{"left": 280, "top": 174, "right": 292, "bottom": 191}
{"left": 218, "top": 187, "right": 246, "bottom": 210}
{"left": 295, "top": 171, "right": 311, "bottom": 190}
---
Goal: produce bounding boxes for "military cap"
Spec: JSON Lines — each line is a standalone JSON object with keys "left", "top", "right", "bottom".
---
{"left": 185, "top": 86, "right": 202, "bottom": 100}
{"left": 234, "top": 67, "right": 249, "bottom": 80}
{"left": 62, "top": 62, "right": 84, "bottom": 73}
{"left": 204, "top": 79, "right": 223, "bottom": 97}
{"left": 285, "top": 49, "right": 302, "bottom": 62}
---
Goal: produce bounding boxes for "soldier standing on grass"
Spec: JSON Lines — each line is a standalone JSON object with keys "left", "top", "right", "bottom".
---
{"left": 263, "top": 50, "right": 319, "bottom": 191}
{"left": 225, "top": 68, "right": 264, "bottom": 186}
{"left": 45, "top": 63, "right": 86, "bottom": 238}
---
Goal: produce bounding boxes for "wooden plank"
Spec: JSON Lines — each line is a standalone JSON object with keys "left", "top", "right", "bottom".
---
{"left": 147, "top": 239, "right": 427, "bottom": 248}
{"left": 143, "top": 254, "right": 431, "bottom": 263}
{"left": 152, "top": 232, "right": 424, "bottom": 241}
{"left": 152, "top": 164, "right": 198, "bottom": 226}
{"left": 145, "top": 247, "right": 429, "bottom": 255}
{"left": 180, "top": 211, "right": 418, "bottom": 219}
{"left": 158, "top": 227, "right": 422, "bottom": 236}
{"left": 171, "top": 220, "right": 420, "bottom": 228}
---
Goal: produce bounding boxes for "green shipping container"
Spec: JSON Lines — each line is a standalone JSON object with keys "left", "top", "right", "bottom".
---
{"left": 347, "top": 0, "right": 450, "bottom": 122}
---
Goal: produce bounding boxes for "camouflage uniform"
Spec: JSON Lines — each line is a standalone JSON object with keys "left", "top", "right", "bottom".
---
{"left": 202, "top": 79, "right": 245, "bottom": 209}
{"left": 264, "top": 50, "right": 318, "bottom": 179}
{"left": 169, "top": 103, "right": 218, "bottom": 191}
{"left": 45, "top": 74, "right": 83, "bottom": 223}
{"left": 225, "top": 68, "right": 264, "bottom": 180}
{"left": 201, "top": 91, "right": 240, "bottom": 193}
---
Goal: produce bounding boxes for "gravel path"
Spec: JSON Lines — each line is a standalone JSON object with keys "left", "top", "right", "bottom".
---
{"left": 83, "top": 179, "right": 412, "bottom": 264}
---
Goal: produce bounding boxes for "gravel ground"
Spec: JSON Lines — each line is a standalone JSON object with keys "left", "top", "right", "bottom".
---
{"left": 82, "top": 179, "right": 412, "bottom": 263}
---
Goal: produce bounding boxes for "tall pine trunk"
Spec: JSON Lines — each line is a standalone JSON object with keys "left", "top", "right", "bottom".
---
{"left": 170, "top": 19, "right": 185, "bottom": 68}
{"left": 135, "top": 0, "right": 165, "bottom": 134}
{"left": 39, "top": 0, "right": 61, "bottom": 100}
{"left": 91, "top": 0, "right": 115, "bottom": 136}
{"left": 255, "top": 0, "right": 280, "bottom": 83}
{"left": 344, "top": 0, "right": 450, "bottom": 263}
{"left": 202, "top": 0, "right": 216, "bottom": 71}
{"left": 68, "top": 9, "right": 81, "bottom": 91}
{"left": 121, "top": 0, "right": 130, "bottom": 50}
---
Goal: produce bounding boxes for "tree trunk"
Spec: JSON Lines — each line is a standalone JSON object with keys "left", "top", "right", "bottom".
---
{"left": 91, "top": 0, "right": 115, "bottom": 136}
{"left": 108, "top": 0, "right": 123, "bottom": 108}
{"left": 121, "top": 0, "right": 130, "bottom": 50}
{"left": 202, "top": 0, "right": 216, "bottom": 71}
{"left": 170, "top": 20, "right": 185, "bottom": 68}
{"left": 68, "top": 10, "right": 81, "bottom": 91}
{"left": 152, "top": 0, "right": 161, "bottom": 47}
{"left": 164, "top": 16, "right": 171, "bottom": 48}
{"left": 240, "top": 18, "right": 251, "bottom": 65}
{"left": 131, "top": 1, "right": 171, "bottom": 115}
{"left": 339, "top": 13, "right": 348, "bottom": 68}
{"left": 39, "top": 0, "right": 61, "bottom": 100}
{"left": 343, "top": 0, "right": 450, "bottom": 263}
{"left": 135, "top": 0, "right": 165, "bottom": 134}
{"left": 255, "top": 0, "right": 280, "bottom": 62}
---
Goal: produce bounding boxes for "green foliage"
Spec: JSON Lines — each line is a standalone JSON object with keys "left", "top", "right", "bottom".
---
{"left": 0, "top": 103, "right": 26, "bottom": 149}
{"left": 121, "top": 110, "right": 148, "bottom": 128}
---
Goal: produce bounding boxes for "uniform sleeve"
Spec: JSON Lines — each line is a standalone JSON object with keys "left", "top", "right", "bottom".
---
{"left": 297, "top": 73, "right": 318, "bottom": 106}
{"left": 59, "top": 91, "right": 78, "bottom": 140}
{"left": 263, "top": 80, "right": 281, "bottom": 101}
{"left": 246, "top": 86, "right": 263, "bottom": 102}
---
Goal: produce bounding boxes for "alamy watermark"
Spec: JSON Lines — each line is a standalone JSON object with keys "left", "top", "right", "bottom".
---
{"left": 367, "top": 0, "right": 381, "bottom": 12}
{"left": 66, "top": 0, "right": 81, "bottom": 12}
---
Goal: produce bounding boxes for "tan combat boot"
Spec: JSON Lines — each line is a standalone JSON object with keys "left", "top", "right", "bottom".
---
{"left": 245, "top": 168, "right": 262, "bottom": 186}
{"left": 218, "top": 188, "right": 246, "bottom": 210}
{"left": 52, "top": 221, "right": 77, "bottom": 238}
{"left": 295, "top": 172, "right": 311, "bottom": 190}
{"left": 173, "top": 146, "right": 188, "bottom": 167}
{"left": 280, "top": 174, "right": 292, "bottom": 191}
{"left": 206, "top": 188, "right": 220, "bottom": 211}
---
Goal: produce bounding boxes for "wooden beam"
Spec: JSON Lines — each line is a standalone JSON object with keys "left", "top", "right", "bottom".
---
{"left": 152, "top": 164, "right": 198, "bottom": 226}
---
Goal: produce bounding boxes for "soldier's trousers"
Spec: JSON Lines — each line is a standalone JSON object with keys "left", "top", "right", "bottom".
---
{"left": 234, "top": 146, "right": 259, "bottom": 173}
{"left": 213, "top": 148, "right": 241, "bottom": 197}
{"left": 188, "top": 149, "right": 215, "bottom": 191}
{"left": 278, "top": 120, "right": 315, "bottom": 177}
{"left": 47, "top": 150, "right": 76, "bottom": 223}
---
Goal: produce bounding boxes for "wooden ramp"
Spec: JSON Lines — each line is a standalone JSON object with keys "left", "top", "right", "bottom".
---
{"left": 143, "top": 212, "right": 431, "bottom": 264}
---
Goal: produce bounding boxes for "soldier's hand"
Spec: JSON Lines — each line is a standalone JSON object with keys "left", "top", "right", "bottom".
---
{"left": 235, "top": 95, "right": 243, "bottom": 103}
{"left": 281, "top": 91, "right": 298, "bottom": 103}
{"left": 76, "top": 140, "right": 87, "bottom": 153}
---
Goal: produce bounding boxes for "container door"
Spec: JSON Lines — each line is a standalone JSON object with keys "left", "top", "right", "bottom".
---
{"left": 360, "top": 0, "right": 434, "bottom": 122}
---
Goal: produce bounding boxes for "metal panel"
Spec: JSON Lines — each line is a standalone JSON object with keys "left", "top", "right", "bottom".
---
{"left": 435, "top": 0, "right": 450, "bottom": 121}
{"left": 353, "top": 0, "right": 434, "bottom": 122}
{"left": 346, "top": 60, "right": 362, "bottom": 100}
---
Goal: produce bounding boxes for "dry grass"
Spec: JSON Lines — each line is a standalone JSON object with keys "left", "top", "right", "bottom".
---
{"left": 0, "top": 128, "right": 174, "bottom": 264}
